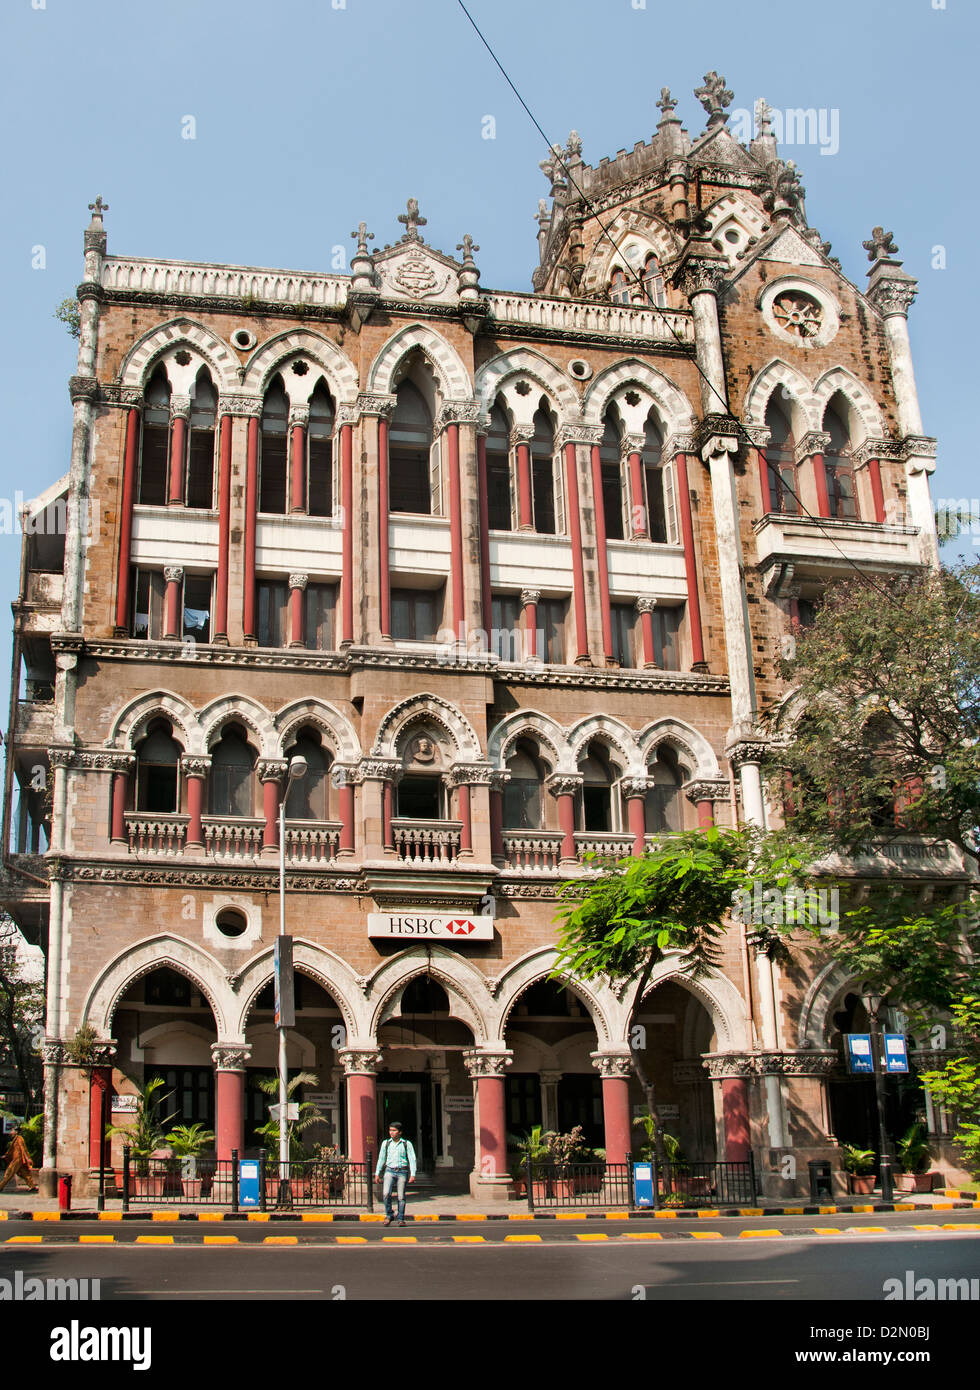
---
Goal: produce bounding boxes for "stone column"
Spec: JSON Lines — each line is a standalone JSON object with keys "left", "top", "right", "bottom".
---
{"left": 448, "top": 764, "right": 495, "bottom": 863}
{"left": 167, "top": 395, "right": 190, "bottom": 506}
{"left": 114, "top": 401, "right": 142, "bottom": 635}
{"left": 728, "top": 740, "right": 767, "bottom": 830}
{"left": 854, "top": 440, "right": 888, "bottom": 524}
{"left": 636, "top": 597, "right": 657, "bottom": 668}
{"left": 512, "top": 425, "right": 535, "bottom": 530}
{"left": 684, "top": 778, "right": 729, "bottom": 831}
{"left": 213, "top": 412, "right": 233, "bottom": 643}
{"left": 796, "top": 431, "right": 832, "bottom": 519}
{"left": 289, "top": 405, "right": 309, "bottom": 514}
{"left": 592, "top": 1052, "right": 634, "bottom": 1165}
{"left": 476, "top": 429, "right": 492, "bottom": 632}
{"left": 110, "top": 754, "right": 135, "bottom": 844}
{"left": 547, "top": 773, "right": 582, "bottom": 864}
{"left": 212, "top": 1045, "right": 250, "bottom": 1162}
{"left": 163, "top": 566, "right": 183, "bottom": 640}
{"left": 257, "top": 759, "right": 287, "bottom": 853}
{"left": 488, "top": 770, "right": 509, "bottom": 861}
{"left": 333, "top": 765, "right": 356, "bottom": 856}
{"left": 463, "top": 1049, "right": 513, "bottom": 1200}
{"left": 446, "top": 421, "right": 465, "bottom": 639}
{"left": 339, "top": 418, "right": 355, "bottom": 644}
{"left": 359, "top": 759, "right": 399, "bottom": 859}
{"left": 667, "top": 441, "right": 707, "bottom": 670}
{"left": 181, "top": 756, "right": 211, "bottom": 849}
{"left": 557, "top": 431, "right": 590, "bottom": 663}
{"left": 339, "top": 1049, "right": 384, "bottom": 1167}
{"left": 620, "top": 778, "right": 650, "bottom": 855}
{"left": 356, "top": 394, "right": 396, "bottom": 645}
{"left": 288, "top": 573, "right": 308, "bottom": 648}
{"left": 521, "top": 587, "right": 540, "bottom": 661}
{"left": 703, "top": 1054, "right": 754, "bottom": 1162}
{"left": 623, "top": 434, "right": 647, "bottom": 539}
{"left": 88, "top": 1061, "right": 115, "bottom": 1171}
{"left": 378, "top": 414, "right": 391, "bottom": 638}
{"left": 242, "top": 407, "right": 261, "bottom": 645}
{"left": 702, "top": 427, "right": 757, "bottom": 740}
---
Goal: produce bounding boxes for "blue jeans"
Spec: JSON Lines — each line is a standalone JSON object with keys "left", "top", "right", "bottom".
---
{"left": 383, "top": 1169, "right": 409, "bottom": 1219}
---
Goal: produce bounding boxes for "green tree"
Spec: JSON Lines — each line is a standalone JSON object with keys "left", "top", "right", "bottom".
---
{"left": 0, "top": 916, "right": 44, "bottom": 1107}
{"left": 919, "top": 996, "right": 980, "bottom": 1180}
{"left": 54, "top": 297, "right": 81, "bottom": 339}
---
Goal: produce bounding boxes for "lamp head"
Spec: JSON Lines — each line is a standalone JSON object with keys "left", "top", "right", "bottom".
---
{"left": 860, "top": 982, "right": 884, "bottom": 1018}
{"left": 287, "top": 756, "right": 308, "bottom": 782}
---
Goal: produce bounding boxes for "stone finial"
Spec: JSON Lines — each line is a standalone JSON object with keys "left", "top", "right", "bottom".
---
{"left": 351, "top": 221, "right": 375, "bottom": 256}
{"left": 566, "top": 129, "right": 583, "bottom": 159}
{"left": 754, "top": 98, "right": 773, "bottom": 139}
{"left": 863, "top": 226, "right": 900, "bottom": 263}
{"left": 657, "top": 87, "right": 677, "bottom": 118}
{"left": 539, "top": 142, "right": 567, "bottom": 186}
{"left": 87, "top": 196, "right": 109, "bottom": 224}
{"left": 456, "top": 235, "right": 482, "bottom": 302}
{"left": 694, "top": 71, "right": 734, "bottom": 126}
{"left": 397, "top": 198, "right": 427, "bottom": 243}
{"left": 456, "top": 234, "right": 480, "bottom": 264}
{"left": 762, "top": 159, "right": 805, "bottom": 220}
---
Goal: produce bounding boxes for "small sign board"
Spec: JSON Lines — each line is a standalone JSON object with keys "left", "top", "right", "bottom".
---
{"left": 845, "top": 1034, "right": 874, "bottom": 1075}
{"left": 443, "top": 1095, "right": 475, "bottom": 1113}
{"left": 269, "top": 1103, "right": 300, "bottom": 1122}
{"left": 306, "top": 1092, "right": 338, "bottom": 1109}
{"left": 111, "top": 1094, "right": 139, "bottom": 1113}
{"left": 884, "top": 1033, "right": 910, "bottom": 1075}
{"left": 633, "top": 1162, "right": 655, "bottom": 1208}
{"left": 239, "top": 1159, "right": 261, "bottom": 1209}
{"left": 368, "top": 913, "right": 494, "bottom": 941}
{"left": 274, "top": 935, "right": 295, "bottom": 1029}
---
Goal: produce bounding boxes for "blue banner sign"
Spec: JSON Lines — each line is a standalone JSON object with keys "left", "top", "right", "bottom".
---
{"left": 883, "top": 1033, "right": 910, "bottom": 1074}
{"left": 845, "top": 1034, "right": 874, "bottom": 1074}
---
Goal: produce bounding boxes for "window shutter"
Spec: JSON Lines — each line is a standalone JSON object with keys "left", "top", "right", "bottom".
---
{"left": 429, "top": 435, "right": 443, "bottom": 516}
{"left": 554, "top": 453, "right": 566, "bottom": 535}
{"left": 663, "top": 461, "right": 678, "bottom": 544}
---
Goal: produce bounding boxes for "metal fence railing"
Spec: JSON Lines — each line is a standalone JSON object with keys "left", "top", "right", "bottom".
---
{"left": 525, "top": 1160, "right": 632, "bottom": 1209}
{"left": 523, "top": 1156, "right": 758, "bottom": 1209}
{"left": 121, "top": 1149, "right": 374, "bottom": 1211}
{"left": 654, "top": 1158, "right": 757, "bottom": 1209}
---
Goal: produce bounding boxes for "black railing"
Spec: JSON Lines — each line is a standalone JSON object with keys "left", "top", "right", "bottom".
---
{"left": 653, "top": 1157, "right": 757, "bottom": 1208}
{"left": 526, "top": 1160, "right": 632, "bottom": 1209}
{"left": 523, "top": 1156, "right": 758, "bottom": 1209}
{"left": 122, "top": 1149, "right": 372, "bottom": 1209}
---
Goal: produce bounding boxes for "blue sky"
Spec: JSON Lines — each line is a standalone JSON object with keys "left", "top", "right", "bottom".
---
{"left": 0, "top": 0, "right": 975, "bottom": 717}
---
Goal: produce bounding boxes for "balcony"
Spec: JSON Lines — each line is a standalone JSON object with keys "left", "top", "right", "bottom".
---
{"left": 125, "top": 814, "right": 188, "bottom": 856}
{"left": 123, "top": 816, "right": 343, "bottom": 864}
{"left": 574, "top": 832, "right": 635, "bottom": 862}
{"left": 392, "top": 819, "right": 463, "bottom": 866}
{"left": 25, "top": 572, "right": 64, "bottom": 608}
{"left": 14, "top": 698, "right": 55, "bottom": 745}
{"left": 754, "top": 514, "right": 923, "bottom": 582}
{"left": 501, "top": 831, "right": 564, "bottom": 873}
{"left": 201, "top": 817, "right": 264, "bottom": 860}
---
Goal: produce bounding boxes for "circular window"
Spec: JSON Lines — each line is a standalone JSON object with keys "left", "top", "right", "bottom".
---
{"left": 231, "top": 328, "right": 256, "bottom": 351}
{"left": 568, "top": 358, "right": 592, "bottom": 380}
{"left": 724, "top": 228, "right": 741, "bottom": 245}
{"left": 772, "top": 290, "right": 822, "bottom": 341}
{"left": 759, "top": 277, "right": 839, "bottom": 349}
{"left": 215, "top": 908, "right": 248, "bottom": 939}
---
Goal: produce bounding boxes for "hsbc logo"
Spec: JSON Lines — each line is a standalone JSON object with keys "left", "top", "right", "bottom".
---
{"left": 367, "top": 912, "right": 494, "bottom": 941}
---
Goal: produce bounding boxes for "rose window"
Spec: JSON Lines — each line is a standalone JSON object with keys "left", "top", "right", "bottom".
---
{"left": 772, "top": 291, "right": 822, "bottom": 340}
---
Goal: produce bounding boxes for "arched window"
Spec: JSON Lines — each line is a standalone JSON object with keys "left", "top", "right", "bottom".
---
{"left": 642, "top": 417, "right": 670, "bottom": 543}
{"left": 609, "top": 267, "right": 631, "bottom": 305}
{"left": 209, "top": 724, "right": 256, "bottom": 817}
{"left": 135, "top": 719, "right": 182, "bottom": 813}
{"left": 642, "top": 254, "right": 666, "bottom": 308}
{"left": 307, "top": 379, "right": 335, "bottom": 517}
{"left": 530, "top": 404, "right": 558, "bottom": 534}
{"left": 486, "top": 401, "right": 513, "bottom": 531}
{"left": 645, "top": 747, "right": 687, "bottom": 833}
{"left": 139, "top": 368, "right": 171, "bottom": 505}
{"left": 578, "top": 743, "right": 621, "bottom": 832}
{"left": 260, "top": 376, "right": 289, "bottom": 514}
{"left": 503, "top": 741, "right": 547, "bottom": 830}
{"left": 186, "top": 368, "right": 217, "bottom": 509}
{"left": 823, "top": 397, "right": 858, "bottom": 520}
{"left": 599, "top": 414, "right": 624, "bottom": 540}
{"left": 389, "top": 380, "right": 433, "bottom": 515}
{"left": 765, "top": 398, "right": 799, "bottom": 515}
{"left": 396, "top": 773, "right": 444, "bottom": 820}
{"left": 284, "top": 729, "right": 332, "bottom": 821}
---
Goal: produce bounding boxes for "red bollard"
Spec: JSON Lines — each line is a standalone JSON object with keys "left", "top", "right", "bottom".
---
{"left": 58, "top": 1174, "right": 72, "bottom": 1211}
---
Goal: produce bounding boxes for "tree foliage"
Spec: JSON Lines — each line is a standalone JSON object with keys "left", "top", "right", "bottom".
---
{"left": 0, "top": 917, "right": 44, "bottom": 1106}
{"left": 54, "top": 297, "right": 81, "bottom": 339}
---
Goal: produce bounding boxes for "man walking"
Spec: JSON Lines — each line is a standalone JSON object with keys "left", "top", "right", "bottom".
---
{"left": 0, "top": 1126, "right": 38, "bottom": 1193}
{"left": 375, "top": 1120, "right": 416, "bottom": 1226}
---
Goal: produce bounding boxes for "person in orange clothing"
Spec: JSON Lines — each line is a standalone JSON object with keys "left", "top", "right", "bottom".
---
{"left": 0, "top": 1126, "right": 39, "bottom": 1192}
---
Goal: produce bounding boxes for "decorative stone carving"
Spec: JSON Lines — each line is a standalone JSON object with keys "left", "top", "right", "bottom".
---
{"left": 338, "top": 1049, "right": 385, "bottom": 1076}
{"left": 211, "top": 1045, "right": 251, "bottom": 1071}
{"left": 635, "top": 597, "right": 657, "bottom": 615}
{"left": 456, "top": 235, "right": 482, "bottom": 302}
{"left": 619, "top": 777, "right": 652, "bottom": 800}
{"left": 355, "top": 392, "right": 397, "bottom": 420}
{"left": 255, "top": 758, "right": 289, "bottom": 784}
{"left": 662, "top": 431, "right": 698, "bottom": 460}
{"left": 726, "top": 739, "right": 769, "bottom": 771}
{"left": 180, "top": 756, "right": 212, "bottom": 777}
{"left": 684, "top": 779, "right": 730, "bottom": 804}
{"left": 620, "top": 433, "right": 646, "bottom": 461}
{"left": 170, "top": 395, "right": 191, "bottom": 421}
{"left": 909, "top": 1050, "right": 950, "bottom": 1071}
{"left": 73, "top": 750, "right": 134, "bottom": 774}
{"left": 397, "top": 198, "right": 427, "bottom": 243}
{"left": 288, "top": 574, "right": 309, "bottom": 591}
{"left": 68, "top": 375, "right": 99, "bottom": 404}
{"left": 288, "top": 406, "right": 310, "bottom": 430}
{"left": 772, "top": 289, "right": 822, "bottom": 341}
{"left": 673, "top": 255, "right": 728, "bottom": 300}
{"left": 703, "top": 1052, "right": 755, "bottom": 1080}
{"left": 862, "top": 227, "right": 900, "bottom": 263}
{"left": 509, "top": 424, "right": 535, "bottom": 447}
{"left": 555, "top": 424, "right": 603, "bottom": 450}
{"left": 436, "top": 400, "right": 482, "bottom": 430}
{"left": 756, "top": 1050, "right": 838, "bottom": 1077}
{"left": 657, "top": 87, "right": 678, "bottom": 118}
{"left": 590, "top": 1052, "right": 633, "bottom": 1080}
{"left": 520, "top": 588, "right": 541, "bottom": 608}
{"left": 794, "top": 431, "right": 832, "bottom": 465}
{"left": 546, "top": 773, "right": 583, "bottom": 799}
{"left": 447, "top": 763, "right": 497, "bottom": 787}
{"left": 358, "top": 758, "right": 402, "bottom": 782}
{"left": 163, "top": 566, "right": 184, "bottom": 584}
{"left": 48, "top": 748, "right": 76, "bottom": 770}
{"left": 462, "top": 1049, "right": 513, "bottom": 1079}
{"left": 219, "top": 395, "right": 263, "bottom": 418}
{"left": 867, "top": 278, "right": 918, "bottom": 318}
{"left": 761, "top": 161, "right": 806, "bottom": 221}
{"left": 694, "top": 71, "right": 734, "bottom": 127}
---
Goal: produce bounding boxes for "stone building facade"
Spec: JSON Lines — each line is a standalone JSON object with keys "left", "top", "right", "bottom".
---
{"left": 2, "top": 75, "right": 967, "bottom": 1198}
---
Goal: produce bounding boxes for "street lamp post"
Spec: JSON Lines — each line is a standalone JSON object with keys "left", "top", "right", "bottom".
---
{"left": 278, "top": 756, "right": 307, "bottom": 1200}
{"left": 861, "top": 984, "right": 895, "bottom": 1204}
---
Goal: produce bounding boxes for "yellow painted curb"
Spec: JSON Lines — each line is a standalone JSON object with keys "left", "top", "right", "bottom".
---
{"left": 32, "top": 1212, "right": 60, "bottom": 1222}
{"left": 818, "top": 1206, "right": 838, "bottom": 1215}
{"left": 301, "top": 1213, "right": 334, "bottom": 1222}
{"left": 690, "top": 1231, "right": 723, "bottom": 1239}
{"left": 456, "top": 1213, "right": 488, "bottom": 1221}
{"left": 893, "top": 1204, "right": 914, "bottom": 1212}
{"left": 453, "top": 1235, "right": 486, "bottom": 1243}
{"left": 358, "top": 1214, "right": 386, "bottom": 1223}
{"left": 336, "top": 1236, "right": 366, "bottom": 1244}
{"left": 697, "top": 1210, "right": 719, "bottom": 1219}
{"left": 136, "top": 1236, "right": 173, "bottom": 1245}
{"left": 0, "top": 1212, "right": 7, "bottom": 1220}
{"left": 604, "top": 1212, "right": 629, "bottom": 1220}
{"left": 246, "top": 1213, "right": 270, "bottom": 1222}
{"left": 412, "top": 1214, "right": 439, "bottom": 1222}
{"left": 942, "top": 1223, "right": 980, "bottom": 1231}
{"left": 813, "top": 1228, "right": 841, "bottom": 1235}
{"left": 6, "top": 1235, "right": 42, "bottom": 1243}
{"left": 97, "top": 1212, "right": 123, "bottom": 1221}
{"left": 555, "top": 1213, "right": 578, "bottom": 1221}
{"left": 912, "top": 1224, "right": 943, "bottom": 1231}
{"left": 504, "top": 1234, "right": 542, "bottom": 1242}
{"left": 654, "top": 1212, "right": 677, "bottom": 1220}
{"left": 198, "top": 1212, "right": 225, "bottom": 1222}
{"left": 204, "top": 1236, "right": 238, "bottom": 1244}
{"left": 739, "top": 1229, "right": 783, "bottom": 1238}
{"left": 737, "top": 1209, "right": 765, "bottom": 1217}
{"left": 152, "top": 1211, "right": 180, "bottom": 1222}
{"left": 382, "top": 1237, "right": 417, "bottom": 1244}
{"left": 508, "top": 1213, "right": 535, "bottom": 1220}
{"left": 783, "top": 1207, "right": 805, "bottom": 1215}
{"left": 625, "top": 1232, "right": 663, "bottom": 1240}
{"left": 79, "top": 1235, "right": 115, "bottom": 1244}
{"left": 931, "top": 1202, "right": 954, "bottom": 1210}
{"left": 851, "top": 1205, "right": 874, "bottom": 1213}
{"left": 263, "top": 1236, "right": 298, "bottom": 1245}
{"left": 848, "top": 1226, "right": 887, "bottom": 1234}
{"left": 575, "top": 1233, "right": 608, "bottom": 1241}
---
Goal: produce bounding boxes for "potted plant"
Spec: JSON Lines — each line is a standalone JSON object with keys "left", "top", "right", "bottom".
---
{"left": 165, "top": 1123, "right": 216, "bottom": 1200}
{"left": 105, "top": 1077, "right": 177, "bottom": 1198}
{"left": 841, "top": 1143, "right": 877, "bottom": 1194}
{"left": 511, "top": 1125, "right": 553, "bottom": 1201}
{"left": 310, "top": 1144, "right": 348, "bottom": 1199}
{"left": 254, "top": 1071, "right": 327, "bottom": 1201}
{"left": 546, "top": 1126, "right": 590, "bottom": 1197}
{"left": 896, "top": 1123, "right": 934, "bottom": 1192}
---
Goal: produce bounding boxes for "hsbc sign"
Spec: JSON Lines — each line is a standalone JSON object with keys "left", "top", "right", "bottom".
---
{"left": 367, "top": 913, "right": 494, "bottom": 941}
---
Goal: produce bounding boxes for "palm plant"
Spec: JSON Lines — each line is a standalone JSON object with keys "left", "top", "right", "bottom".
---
{"left": 165, "top": 1123, "right": 215, "bottom": 1159}
{"left": 896, "top": 1122, "right": 930, "bottom": 1176}
{"left": 254, "top": 1071, "right": 325, "bottom": 1163}
{"left": 105, "top": 1077, "right": 178, "bottom": 1175}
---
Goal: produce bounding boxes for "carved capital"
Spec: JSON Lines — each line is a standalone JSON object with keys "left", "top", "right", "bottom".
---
{"left": 546, "top": 772, "right": 583, "bottom": 799}
{"left": 48, "top": 747, "right": 76, "bottom": 771}
{"left": 794, "top": 430, "right": 832, "bottom": 465}
{"left": 288, "top": 406, "right": 310, "bottom": 430}
{"left": 899, "top": 435, "right": 938, "bottom": 476}
{"left": 219, "top": 395, "right": 263, "bottom": 419}
{"left": 726, "top": 738, "right": 769, "bottom": 770}
{"left": 509, "top": 425, "right": 535, "bottom": 447}
{"left": 163, "top": 566, "right": 184, "bottom": 585}
{"left": 69, "top": 375, "right": 99, "bottom": 404}
{"left": 211, "top": 1044, "right": 251, "bottom": 1072}
{"left": 337, "top": 403, "right": 361, "bottom": 428}
{"left": 288, "top": 573, "right": 309, "bottom": 591}
{"left": 436, "top": 400, "right": 481, "bottom": 430}
{"left": 358, "top": 758, "right": 402, "bottom": 782}
{"left": 338, "top": 1048, "right": 385, "bottom": 1077}
{"left": 590, "top": 1051, "right": 633, "bottom": 1080}
{"left": 739, "top": 424, "right": 772, "bottom": 450}
{"left": 462, "top": 1049, "right": 513, "bottom": 1079}
{"left": 672, "top": 255, "right": 727, "bottom": 300}
{"left": 181, "top": 755, "right": 212, "bottom": 778}
{"left": 703, "top": 1051, "right": 756, "bottom": 1080}
{"left": 447, "top": 762, "right": 497, "bottom": 787}
{"left": 867, "top": 274, "right": 918, "bottom": 318}
{"left": 76, "top": 750, "right": 135, "bottom": 774}
{"left": 555, "top": 423, "right": 603, "bottom": 451}
{"left": 684, "top": 778, "right": 730, "bottom": 804}
{"left": 170, "top": 394, "right": 192, "bottom": 421}
{"left": 256, "top": 758, "right": 289, "bottom": 784}
{"left": 620, "top": 777, "right": 652, "bottom": 800}
{"left": 620, "top": 433, "right": 646, "bottom": 461}
{"left": 355, "top": 392, "right": 397, "bottom": 421}
{"left": 697, "top": 415, "right": 740, "bottom": 463}
{"left": 662, "top": 432, "right": 698, "bottom": 459}
{"left": 635, "top": 597, "right": 657, "bottom": 615}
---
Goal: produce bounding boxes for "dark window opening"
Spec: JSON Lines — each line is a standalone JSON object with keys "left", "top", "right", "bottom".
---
{"left": 131, "top": 568, "right": 165, "bottom": 640}
{"left": 610, "top": 603, "right": 636, "bottom": 668}
{"left": 260, "top": 378, "right": 289, "bottom": 514}
{"left": 765, "top": 399, "right": 799, "bottom": 515}
{"left": 401, "top": 977, "right": 450, "bottom": 1014}
{"left": 209, "top": 724, "right": 255, "bottom": 817}
{"left": 506, "top": 1074, "right": 543, "bottom": 1133}
{"left": 143, "top": 968, "right": 192, "bottom": 1007}
{"left": 491, "top": 594, "right": 521, "bottom": 661}
{"left": 182, "top": 574, "right": 212, "bottom": 646}
{"left": 139, "top": 370, "right": 171, "bottom": 506}
{"left": 284, "top": 732, "right": 331, "bottom": 821}
{"left": 257, "top": 580, "right": 289, "bottom": 648}
{"left": 136, "top": 720, "right": 181, "bottom": 813}
{"left": 389, "top": 380, "right": 433, "bottom": 515}
{"left": 305, "top": 583, "right": 335, "bottom": 651}
{"left": 391, "top": 588, "right": 439, "bottom": 642}
{"left": 396, "top": 775, "right": 443, "bottom": 820}
{"left": 537, "top": 598, "right": 565, "bottom": 664}
{"left": 186, "top": 370, "right": 216, "bottom": 509}
{"left": 486, "top": 404, "right": 512, "bottom": 530}
{"left": 530, "top": 407, "right": 556, "bottom": 534}
{"left": 308, "top": 380, "right": 334, "bottom": 516}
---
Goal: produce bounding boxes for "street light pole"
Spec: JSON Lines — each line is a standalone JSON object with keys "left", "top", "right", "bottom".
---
{"left": 861, "top": 985, "right": 895, "bottom": 1204}
{"left": 278, "top": 757, "right": 307, "bottom": 1196}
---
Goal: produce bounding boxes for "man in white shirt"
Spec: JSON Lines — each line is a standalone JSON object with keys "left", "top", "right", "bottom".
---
{"left": 375, "top": 1121, "right": 417, "bottom": 1226}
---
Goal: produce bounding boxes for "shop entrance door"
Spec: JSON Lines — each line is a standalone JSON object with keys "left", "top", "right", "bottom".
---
{"left": 377, "top": 1082, "right": 427, "bottom": 1178}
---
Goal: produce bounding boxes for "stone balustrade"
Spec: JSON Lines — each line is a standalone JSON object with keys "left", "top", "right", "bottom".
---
{"left": 392, "top": 818, "right": 463, "bottom": 866}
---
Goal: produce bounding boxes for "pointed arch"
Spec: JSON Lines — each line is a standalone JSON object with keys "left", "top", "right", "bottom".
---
{"left": 367, "top": 950, "right": 489, "bottom": 1041}
{"left": 240, "top": 329, "right": 358, "bottom": 403}
{"left": 812, "top": 367, "right": 884, "bottom": 446}
{"left": 82, "top": 935, "right": 234, "bottom": 1039}
{"left": 797, "top": 960, "right": 858, "bottom": 1049}
{"left": 371, "top": 694, "right": 482, "bottom": 760}
{"left": 234, "top": 942, "right": 364, "bottom": 1040}
{"left": 118, "top": 318, "right": 240, "bottom": 393}
{"left": 583, "top": 358, "right": 696, "bottom": 432}
{"left": 197, "top": 694, "right": 278, "bottom": 758}
{"left": 107, "top": 691, "right": 202, "bottom": 756}
{"left": 475, "top": 347, "right": 580, "bottom": 424}
{"left": 487, "top": 710, "right": 567, "bottom": 770}
{"left": 742, "top": 358, "right": 820, "bottom": 432}
{"left": 580, "top": 209, "right": 680, "bottom": 300}
{"left": 566, "top": 714, "right": 642, "bottom": 773}
{"left": 636, "top": 718, "right": 720, "bottom": 779}
{"left": 495, "top": 947, "right": 616, "bottom": 1046}
{"left": 634, "top": 955, "right": 751, "bottom": 1053}
{"left": 367, "top": 323, "right": 470, "bottom": 400}
{"left": 274, "top": 699, "right": 361, "bottom": 763}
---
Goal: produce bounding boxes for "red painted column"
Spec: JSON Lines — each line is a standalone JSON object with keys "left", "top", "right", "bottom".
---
{"left": 697, "top": 798, "right": 715, "bottom": 829}
{"left": 447, "top": 423, "right": 465, "bottom": 639}
{"left": 637, "top": 597, "right": 657, "bottom": 667}
{"left": 338, "top": 783, "right": 355, "bottom": 853}
{"left": 457, "top": 782, "right": 472, "bottom": 854}
{"left": 167, "top": 408, "right": 188, "bottom": 505}
{"left": 243, "top": 417, "right": 259, "bottom": 642}
{"left": 185, "top": 773, "right": 205, "bottom": 848}
{"left": 813, "top": 453, "right": 831, "bottom": 518}
{"left": 476, "top": 433, "right": 492, "bottom": 632}
{"left": 556, "top": 790, "right": 577, "bottom": 863}
{"left": 489, "top": 784, "right": 504, "bottom": 859}
{"left": 563, "top": 442, "right": 589, "bottom": 662}
{"left": 215, "top": 1065, "right": 246, "bottom": 1162}
{"left": 757, "top": 447, "right": 773, "bottom": 514}
{"left": 346, "top": 1069, "right": 378, "bottom": 1166}
{"left": 521, "top": 589, "right": 539, "bottom": 660}
{"left": 382, "top": 780, "right": 394, "bottom": 851}
{"left": 89, "top": 1066, "right": 113, "bottom": 1170}
{"left": 598, "top": 1068, "right": 633, "bottom": 1165}
{"left": 516, "top": 439, "right": 533, "bottom": 530}
{"left": 868, "top": 457, "right": 885, "bottom": 523}
{"left": 378, "top": 417, "right": 391, "bottom": 638}
{"left": 288, "top": 574, "right": 307, "bottom": 647}
{"left": 110, "top": 770, "right": 129, "bottom": 844}
{"left": 674, "top": 454, "right": 706, "bottom": 670}
{"left": 163, "top": 566, "right": 182, "bottom": 639}
{"left": 290, "top": 417, "right": 307, "bottom": 513}
{"left": 589, "top": 444, "right": 614, "bottom": 662}
{"left": 722, "top": 1078, "right": 751, "bottom": 1161}
{"left": 626, "top": 794, "right": 646, "bottom": 857}
{"left": 214, "top": 414, "right": 232, "bottom": 642}
{"left": 114, "top": 407, "right": 140, "bottom": 633}
{"left": 340, "top": 423, "right": 354, "bottom": 644}
{"left": 261, "top": 772, "right": 281, "bottom": 851}
{"left": 627, "top": 449, "right": 647, "bottom": 538}
{"left": 476, "top": 1075, "right": 508, "bottom": 1180}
